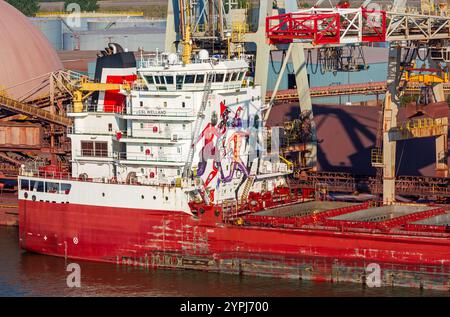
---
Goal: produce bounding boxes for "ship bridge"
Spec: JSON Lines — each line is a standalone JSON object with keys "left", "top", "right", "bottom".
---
{"left": 135, "top": 51, "right": 251, "bottom": 92}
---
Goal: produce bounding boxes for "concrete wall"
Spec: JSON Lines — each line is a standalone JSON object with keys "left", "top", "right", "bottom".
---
{"left": 30, "top": 17, "right": 166, "bottom": 52}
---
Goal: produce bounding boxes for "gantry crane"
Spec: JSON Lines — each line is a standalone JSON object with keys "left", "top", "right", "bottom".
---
{"left": 265, "top": 0, "right": 450, "bottom": 204}
{"left": 165, "top": 0, "right": 450, "bottom": 204}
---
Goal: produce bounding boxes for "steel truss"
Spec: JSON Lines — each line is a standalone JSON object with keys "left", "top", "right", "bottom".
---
{"left": 267, "top": 7, "right": 386, "bottom": 45}
{"left": 267, "top": 7, "right": 450, "bottom": 45}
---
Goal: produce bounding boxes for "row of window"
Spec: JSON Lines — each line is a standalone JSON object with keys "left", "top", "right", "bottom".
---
{"left": 139, "top": 101, "right": 186, "bottom": 108}
{"left": 20, "top": 179, "right": 72, "bottom": 195}
{"left": 81, "top": 141, "right": 108, "bottom": 157}
{"left": 144, "top": 72, "right": 245, "bottom": 87}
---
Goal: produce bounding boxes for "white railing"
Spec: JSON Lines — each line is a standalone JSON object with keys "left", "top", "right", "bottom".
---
{"left": 73, "top": 150, "right": 112, "bottom": 159}
{"left": 67, "top": 104, "right": 126, "bottom": 114}
{"left": 67, "top": 126, "right": 118, "bottom": 135}
{"left": 129, "top": 130, "right": 191, "bottom": 140}
{"left": 115, "top": 152, "right": 185, "bottom": 163}
{"left": 19, "top": 168, "right": 184, "bottom": 188}
{"left": 137, "top": 54, "right": 244, "bottom": 69}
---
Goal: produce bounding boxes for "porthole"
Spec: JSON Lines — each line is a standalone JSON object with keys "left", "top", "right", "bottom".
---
{"left": 24, "top": 192, "right": 28, "bottom": 199}
{"left": 32, "top": 195, "right": 36, "bottom": 202}
{"left": 153, "top": 196, "right": 156, "bottom": 200}
{"left": 102, "top": 193, "right": 105, "bottom": 197}
{"left": 141, "top": 195, "right": 145, "bottom": 199}
{"left": 165, "top": 196, "right": 168, "bottom": 201}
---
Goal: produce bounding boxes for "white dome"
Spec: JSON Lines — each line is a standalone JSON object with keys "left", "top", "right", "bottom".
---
{"left": 198, "top": 49, "right": 209, "bottom": 61}
{"left": 167, "top": 53, "right": 179, "bottom": 65}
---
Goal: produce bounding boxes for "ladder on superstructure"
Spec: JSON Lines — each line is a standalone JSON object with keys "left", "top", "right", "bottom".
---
{"left": 240, "top": 175, "right": 255, "bottom": 202}
{"left": 183, "top": 72, "right": 215, "bottom": 177}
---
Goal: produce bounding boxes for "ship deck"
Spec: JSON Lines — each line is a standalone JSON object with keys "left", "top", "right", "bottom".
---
{"left": 254, "top": 201, "right": 358, "bottom": 218}
{"left": 411, "top": 213, "right": 450, "bottom": 226}
{"left": 241, "top": 201, "right": 450, "bottom": 238}
{"left": 328, "top": 205, "right": 435, "bottom": 223}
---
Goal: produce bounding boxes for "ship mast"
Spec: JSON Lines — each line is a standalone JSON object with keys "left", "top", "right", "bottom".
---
{"left": 182, "top": 0, "right": 192, "bottom": 64}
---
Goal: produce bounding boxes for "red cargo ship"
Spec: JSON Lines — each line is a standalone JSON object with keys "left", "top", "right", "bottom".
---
{"left": 18, "top": 48, "right": 450, "bottom": 290}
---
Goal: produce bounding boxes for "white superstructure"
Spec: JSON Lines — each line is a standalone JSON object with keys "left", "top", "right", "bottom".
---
{"left": 65, "top": 51, "right": 290, "bottom": 206}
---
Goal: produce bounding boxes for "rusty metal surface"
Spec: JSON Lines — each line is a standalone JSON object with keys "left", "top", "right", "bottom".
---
{"left": 0, "top": 123, "right": 41, "bottom": 147}
{"left": 267, "top": 102, "right": 450, "bottom": 178}
{"left": 405, "top": 101, "right": 450, "bottom": 119}
{"left": 267, "top": 82, "right": 450, "bottom": 103}
{"left": 290, "top": 172, "right": 450, "bottom": 199}
{"left": 0, "top": 95, "right": 71, "bottom": 126}
{"left": 0, "top": 2, "right": 62, "bottom": 100}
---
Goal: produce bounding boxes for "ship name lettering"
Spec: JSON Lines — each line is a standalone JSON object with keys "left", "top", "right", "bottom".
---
{"left": 136, "top": 109, "right": 166, "bottom": 116}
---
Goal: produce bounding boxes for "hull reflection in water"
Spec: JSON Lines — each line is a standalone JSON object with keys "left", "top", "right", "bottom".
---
{"left": 0, "top": 227, "right": 447, "bottom": 296}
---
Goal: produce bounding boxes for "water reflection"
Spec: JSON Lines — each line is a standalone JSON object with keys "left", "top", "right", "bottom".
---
{"left": 0, "top": 227, "right": 447, "bottom": 297}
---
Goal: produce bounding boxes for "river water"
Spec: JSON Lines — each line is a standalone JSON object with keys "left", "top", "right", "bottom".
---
{"left": 0, "top": 226, "right": 448, "bottom": 297}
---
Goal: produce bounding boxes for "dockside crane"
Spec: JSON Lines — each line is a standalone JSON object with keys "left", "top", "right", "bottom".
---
{"left": 265, "top": 0, "right": 450, "bottom": 204}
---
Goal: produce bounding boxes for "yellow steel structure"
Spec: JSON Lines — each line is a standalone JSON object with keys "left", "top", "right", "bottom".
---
{"left": 279, "top": 155, "right": 294, "bottom": 171}
{"left": 404, "top": 68, "right": 449, "bottom": 86}
{"left": 389, "top": 117, "right": 449, "bottom": 141}
{"left": 232, "top": 22, "right": 249, "bottom": 43}
{"left": 71, "top": 77, "right": 131, "bottom": 113}
{"left": 182, "top": 0, "right": 192, "bottom": 65}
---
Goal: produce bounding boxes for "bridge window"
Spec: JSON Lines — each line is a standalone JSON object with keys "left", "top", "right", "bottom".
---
{"left": 20, "top": 179, "right": 29, "bottom": 191}
{"left": 46, "top": 182, "right": 59, "bottom": 194}
{"left": 195, "top": 74, "right": 205, "bottom": 83}
{"left": 165, "top": 76, "right": 174, "bottom": 85}
{"left": 60, "top": 183, "right": 71, "bottom": 195}
{"left": 154, "top": 76, "right": 161, "bottom": 84}
{"left": 225, "top": 73, "right": 231, "bottom": 82}
{"left": 238, "top": 72, "right": 245, "bottom": 81}
{"left": 231, "top": 73, "right": 238, "bottom": 81}
{"left": 145, "top": 76, "right": 154, "bottom": 84}
{"left": 184, "top": 75, "right": 195, "bottom": 84}
{"left": 30, "top": 180, "right": 44, "bottom": 192}
{"left": 215, "top": 73, "right": 225, "bottom": 83}
{"left": 176, "top": 75, "right": 184, "bottom": 89}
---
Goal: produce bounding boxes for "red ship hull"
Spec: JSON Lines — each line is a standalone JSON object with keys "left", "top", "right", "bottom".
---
{"left": 19, "top": 200, "right": 450, "bottom": 290}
